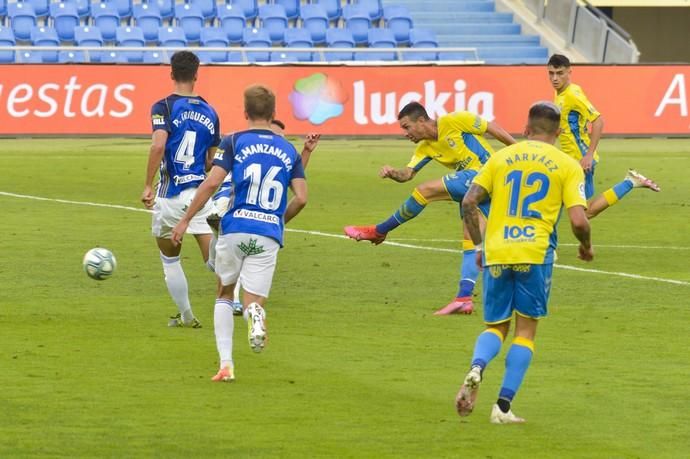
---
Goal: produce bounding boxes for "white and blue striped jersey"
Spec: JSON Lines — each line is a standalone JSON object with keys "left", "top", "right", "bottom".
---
{"left": 151, "top": 94, "right": 221, "bottom": 198}
{"left": 213, "top": 129, "right": 305, "bottom": 246}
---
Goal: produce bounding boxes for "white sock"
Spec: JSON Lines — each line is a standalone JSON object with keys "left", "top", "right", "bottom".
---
{"left": 214, "top": 299, "right": 234, "bottom": 368}
{"left": 160, "top": 253, "right": 194, "bottom": 323}
{"left": 207, "top": 234, "right": 217, "bottom": 272}
{"left": 233, "top": 281, "right": 241, "bottom": 304}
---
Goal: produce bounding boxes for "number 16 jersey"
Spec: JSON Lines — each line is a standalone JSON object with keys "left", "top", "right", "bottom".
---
{"left": 473, "top": 140, "right": 586, "bottom": 265}
{"left": 213, "top": 129, "right": 305, "bottom": 246}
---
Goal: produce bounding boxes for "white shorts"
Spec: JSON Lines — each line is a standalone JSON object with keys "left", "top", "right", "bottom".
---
{"left": 151, "top": 187, "right": 214, "bottom": 238}
{"left": 212, "top": 195, "right": 232, "bottom": 218}
{"left": 215, "top": 233, "right": 279, "bottom": 298}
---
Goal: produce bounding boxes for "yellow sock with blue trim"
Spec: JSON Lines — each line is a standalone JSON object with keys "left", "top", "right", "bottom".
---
{"left": 470, "top": 328, "right": 505, "bottom": 371}
{"left": 497, "top": 337, "right": 534, "bottom": 409}
{"left": 602, "top": 179, "right": 634, "bottom": 206}
{"left": 376, "top": 188, "right": 428, "bottom": 234}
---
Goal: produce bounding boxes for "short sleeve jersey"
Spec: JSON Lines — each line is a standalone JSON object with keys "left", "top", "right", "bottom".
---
{"left": 406, "top": 111, "right": 494, "bottom": 172}
{"left": 212, "top": 129, "right": 305, "bottom": 246}
{"left": 151, "top": 94, "right": 221, "bottom": 198}
{"left": 554, "top": 83, "right": 601, "bottom": 162}
{"left": 473, "top": 140, "right": 587, "bottom": 265}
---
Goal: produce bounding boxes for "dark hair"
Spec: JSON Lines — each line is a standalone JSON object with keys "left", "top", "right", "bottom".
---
{"left": 547, "top": 54, "right": 571, "bottom": 68}
{"left": 528, "top": 101, "right": 561, "bottom": 135}
{"left": 397, "top": 101, "right": 430, "bottom": 121}
{"left": 271, "top": 119, "right": 286, "bottom": 130}
{"left": 244, "top": 85, "right": 276, "bottom": 121}
{"left": 170, "top": 51, "right": 200, "bottom": 82}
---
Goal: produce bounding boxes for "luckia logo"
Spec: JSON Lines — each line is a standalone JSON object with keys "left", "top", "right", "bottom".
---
{"left": 288, "top": 73, "right": 346, "bottom": 125}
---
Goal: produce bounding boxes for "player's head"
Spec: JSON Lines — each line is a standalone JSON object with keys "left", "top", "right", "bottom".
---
{"left": 525, "top": 101, "right": 561, "bottom": 140}
{"left": 547, "top": 54, "right": 572, "bottom": 92}
{"left": 244, "top": 85, "right": 276, "bottom": 122}
{"left": 170, "top": 51, "right": 199, "bottom": 83}
{"left": 398, "top": 101, "right": 431, "bottom": 143}
{"left": 271, "top": 119, "right": 286, "bottom": 136}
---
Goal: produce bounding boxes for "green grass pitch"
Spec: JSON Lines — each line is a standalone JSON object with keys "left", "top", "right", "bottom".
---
{"left": 1, "top": 137, "right": 689, "bottom": 458}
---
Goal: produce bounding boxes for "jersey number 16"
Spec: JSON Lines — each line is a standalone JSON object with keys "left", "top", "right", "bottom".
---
{"left": 244, "top": 163, "right": 284, "bottom": 211}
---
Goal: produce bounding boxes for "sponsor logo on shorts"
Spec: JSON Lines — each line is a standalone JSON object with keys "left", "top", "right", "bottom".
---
{"left": 238, "top": 238, "right": 265, "bottom": 256}
{"left": 233, "top": 209, "right": 280, "bottom": 225}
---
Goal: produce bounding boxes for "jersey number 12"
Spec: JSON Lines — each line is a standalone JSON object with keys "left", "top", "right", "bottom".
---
{"left": 505, "top": 170, "right": 550, "bottom": 219}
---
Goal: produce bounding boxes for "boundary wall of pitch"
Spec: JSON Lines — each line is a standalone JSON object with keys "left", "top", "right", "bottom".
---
{"left": 0, "top": 64, "right": 688, "bottom": 136}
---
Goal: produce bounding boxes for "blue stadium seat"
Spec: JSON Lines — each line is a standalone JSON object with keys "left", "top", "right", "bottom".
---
{"left": 158, "top": 25, "right": 186, "bottom": 47}
{"left": 342, "top": 4, "right": 370, "bottom": 45}
{"left": 354, "top": 0, "right": 381, "bottom": 21}
{"left": 108, "top": 0, "right": 132, "bottom": 19}
{"left": 50, "top": 2, "right": 80, "bottom": 41}
{"left": 175, "top": 3, "right": 204, "bottom": 42}
{"left": 143, "top": 49, "right": 168, "bottom": 63}
{"left": 92, "top": 2, "right": 119, "bottom": 41}
{"left": 152, "top": 0, "right": 174, "bottom": 20}
{"left": 63, "top": 0, "right": 90, "bottom": 18}
{"left": 365, "top": 28, "right": 395, "bottom": 60}
{"left": 0, "top": 26, "right": 15, "bottom": 63}
{"left": 74, "top": 25, "right": 103, "bottom": 61}
{"left": 243, "top": 27, "right": 270, "bottom": 62}
{"left": 383, "top": 5, "right": 412, "bottom": 44}
{"left": 190, "top": 0, "right": 216, "bottom": 20}
{"left": 477, "top": 46, "right": 548, "bottom": 60}
{"left": 300, "top": 4, "right": 327, "bottom": 44}
{"left": 325, "top": 28, "right": 354, "bottom": 61}
{"left": 116, "top": 25, "right": 145, "bottom": 62}
{"left": 9, "top": 2, "right": 37, "bottom": 41}
{"left": 133, "top": 3, "right": 163, "bottom": 42}
{"left": 437, "top": 51, "right": 477, "bottom": 61}
{"left": 58, "top": 50, "right": 87, "bottom": 62}
{"left": 30, "top": 26, "right": 59, "bottom": 62}
{"left": 27, "top": 0, "right": 49, "bottom": 17}
{"left": 100, "top": 49, "right": 128, "bottom": 63}
{"left": 312, "top": 0, "right": 340, "bottom": 22}
{"left": 200, "top": 27, "right": 231, "bottom": 63}
{"left": 269, "top": 51, "right": 294, "bottom": 63}
{"left": 408, "top": 29, "right": 438, "bottom": 61}
{"left": 274, "top": 0, "right": 298, "bottom": 20}
{"left": 218, "top": 4, "right": 245, "bottom": 44}
{"left": 227, "top": 0, "right": 256, "bottom": 20}
{"left": 0, "top": 0, "right": 7, "bottom": 21}
{"left": 18, "top": 50, "right": 44, "bottom": 62}
{"left": 258, "top": 4, "right": 287, "bottom": 43}
{"left": 284, "top": 27, "right": 313, "bottom": 62}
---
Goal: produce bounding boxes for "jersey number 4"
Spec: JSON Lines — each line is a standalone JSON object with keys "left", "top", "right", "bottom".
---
{"left": 506, "top": 170, "right": 550, "bottom": 219}
{"left": 244, "top": 163, "right": 284, "bottom": 211}
{"left": 174, "top": 130, "right": 197, "bottom": 171}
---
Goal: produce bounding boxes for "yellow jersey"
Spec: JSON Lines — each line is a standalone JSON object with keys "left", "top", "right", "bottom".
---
{"left": 554, "top": 83, "right": 601, "bottom": 162}
{"left": 407, "top": 111, "right": 494, "bottom": 172}
{"left": 473, "top": 140, "right": 587, "bottom": 265}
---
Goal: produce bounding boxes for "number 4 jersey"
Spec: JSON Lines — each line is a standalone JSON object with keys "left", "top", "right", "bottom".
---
{"left": 212, "top": 129, "right": 305, "bottom": 246}
{"left": 473, "top": 140, "right": 587, "bottom": 265}
{"left": 151, "top": 94, "right": 221, "bottom": 198}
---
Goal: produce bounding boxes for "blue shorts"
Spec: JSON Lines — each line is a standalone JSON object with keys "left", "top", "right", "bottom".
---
{"left": 584, "top": 162, "right": 596, "bottom": 200}
{"left": 482, "top": 263, "right": 553, "bottom": 324}
{"left": 443, "top": 169, "right": 490, "bottom": 217}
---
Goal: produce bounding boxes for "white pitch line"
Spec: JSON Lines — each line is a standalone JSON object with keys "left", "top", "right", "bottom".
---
{"left": 3, "top": 191, "right": 689, "bottom": 287}
{"left": 388, "top": 237, "right": 690, "bottom": 251}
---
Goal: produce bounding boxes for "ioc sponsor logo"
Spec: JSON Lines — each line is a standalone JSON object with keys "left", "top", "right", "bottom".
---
{"left": 504, "top": 225, "right": 536, "bottom": 240}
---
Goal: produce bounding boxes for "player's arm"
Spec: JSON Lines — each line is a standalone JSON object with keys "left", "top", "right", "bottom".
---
{"left": 567, "top": 205, "right": 593, "bottom": 261}
{"left": 379, "top": 165, "right": 417, "bottom": 182}
{"left": 462, "top": 183, "right": 489, "bottom": 247}
{"left": 300, "top": 133, "right": 320, "bottom": 169}
{"left": 171, "top": 165, "right": 226, "bottom": 245}
{"left": 582, "top": 115, "right": 604, "bottom": 172}
{"left": 205, "top": 147, "right": 217, "bottom": 172}
{"left": 486, "top": 120, "right": 517, "bottom": 146}
{"left": 141, "top": 129, "right": 167, "bottom": 209}
{"left": 285, "top": 178, "right": 308, "bottom": 224}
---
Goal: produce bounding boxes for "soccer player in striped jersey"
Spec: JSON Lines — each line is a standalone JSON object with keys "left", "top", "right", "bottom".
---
{"left": 141, "top": 51, "right": 221, "bottom": 329}
{"left": 457, "top": 101, "right": 593, "bottom": 423}
{"left": 344, "top": 101, "right": 516, "bottom": 315}
{"left": 548, "top": 54, "right": 660, "bottom": 219}
{"left": 172, "top": 85, "right": 308, "bottom": 382}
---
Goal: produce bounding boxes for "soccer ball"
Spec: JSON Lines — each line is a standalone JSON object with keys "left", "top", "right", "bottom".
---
{"left": 83, "top": 248, "right": 117, "bottom": 280}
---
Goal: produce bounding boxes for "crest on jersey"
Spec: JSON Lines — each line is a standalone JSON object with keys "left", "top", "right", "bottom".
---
{"left": 446, "top": 137, "right": 456, "bottom": 148}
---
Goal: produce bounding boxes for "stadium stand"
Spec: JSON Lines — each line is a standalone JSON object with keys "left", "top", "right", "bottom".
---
{"left": 31, "top": 25, "right": 59, "bottom": 62}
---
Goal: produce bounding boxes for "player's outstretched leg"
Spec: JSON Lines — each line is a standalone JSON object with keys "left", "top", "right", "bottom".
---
{"left": 587, "top": 169, "right": 661, "bottom": 219}
{"left": 625, "top": 168, "right": 661, "bottom": 192}
{"left": 245, "top": 302, "right": 267, "bottom": 353}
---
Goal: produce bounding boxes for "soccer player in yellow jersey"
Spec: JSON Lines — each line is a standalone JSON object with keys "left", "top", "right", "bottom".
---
{"left": 548, "top": 54, "right": 660, "bottom": 219}
{"left": 344, "top": 101, "right": 516, "bottom": 315}
{"left": 457, "top": 101, "right": 593, "bottom": 424}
